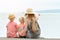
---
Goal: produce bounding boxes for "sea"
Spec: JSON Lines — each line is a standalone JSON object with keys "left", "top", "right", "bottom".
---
{"left": 0, "top": 13, "right": 60, "bottom": 38}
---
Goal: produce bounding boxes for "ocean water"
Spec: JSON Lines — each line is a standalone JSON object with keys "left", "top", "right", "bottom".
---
{"left": 0, "top": 13, "right": 60, "bottom": 38}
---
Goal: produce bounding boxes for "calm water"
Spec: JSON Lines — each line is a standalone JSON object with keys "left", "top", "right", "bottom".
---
{"left": 0, "top": 13, "right": 60, "bottom": 38}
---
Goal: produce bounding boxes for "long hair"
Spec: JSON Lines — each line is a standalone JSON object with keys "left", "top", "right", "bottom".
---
{"left": 26, "top": 13, "right": 37, "bottom": 32}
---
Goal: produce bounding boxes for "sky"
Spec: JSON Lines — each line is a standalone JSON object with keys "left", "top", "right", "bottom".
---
{"left": 0, "top": 0, "right": 60, "bottom": 13}
{"left": 0, "top": 0, "right": 60, "bottom": 38}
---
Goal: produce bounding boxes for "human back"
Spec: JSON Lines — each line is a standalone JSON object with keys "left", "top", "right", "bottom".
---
{"left": 25, "top": 8, "right": 40, "bottom": 38}
{"left": 6, "top": 13, "right": 18, "bottom": 38}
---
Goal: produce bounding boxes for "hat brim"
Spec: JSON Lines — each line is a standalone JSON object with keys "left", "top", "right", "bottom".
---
{"left": 25, "top": 13, "right": 34, "bottom": 15}
{"left": 25, "top": 13, "right": 35, "bottom": 17}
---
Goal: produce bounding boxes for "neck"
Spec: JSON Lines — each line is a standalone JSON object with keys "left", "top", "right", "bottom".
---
{"left": 10, "top": 20, "right": 14, "bottom": 22}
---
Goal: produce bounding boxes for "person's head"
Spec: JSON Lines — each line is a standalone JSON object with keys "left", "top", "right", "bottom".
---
{"left": 25, "top": 8, "right": 35, "bottom": 19}
{"left": 8, "top": 14, "right": 15, "bottom": 22}
{"left": 19, "top": 17, "right": 24, "bottom": 23}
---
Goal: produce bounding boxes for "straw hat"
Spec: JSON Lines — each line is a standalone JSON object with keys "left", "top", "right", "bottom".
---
{"left": 25, "top": 8, "right": 34, "bottom": 16}
{"left": 8, "top": 14, "right": 15, "bottom": 19}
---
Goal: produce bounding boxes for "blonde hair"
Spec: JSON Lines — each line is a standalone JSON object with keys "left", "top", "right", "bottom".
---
{"left": 32, "top": 19, "right": 38, "bottom": 32}
{"left": 25, "top": 14, "right": 37, "bottom": 32}
{"left": 19, "top": 17, "right": 24, "bottom": 23}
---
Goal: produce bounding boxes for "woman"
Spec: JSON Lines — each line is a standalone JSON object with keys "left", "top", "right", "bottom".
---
{"left": 24, "top": 8, "right": 41, "bottom": 38}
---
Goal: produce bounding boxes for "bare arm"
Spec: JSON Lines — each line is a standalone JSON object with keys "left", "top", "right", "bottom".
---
{"left": 35, "top": 14, "right": 40, "bottom": 20}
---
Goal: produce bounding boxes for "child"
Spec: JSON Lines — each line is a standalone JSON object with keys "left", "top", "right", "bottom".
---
{"left": 18, "top": 17, "right": 26, "bottom": 38}
{"left": 6, "top": 14, "right": 18, "bottom": 38}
